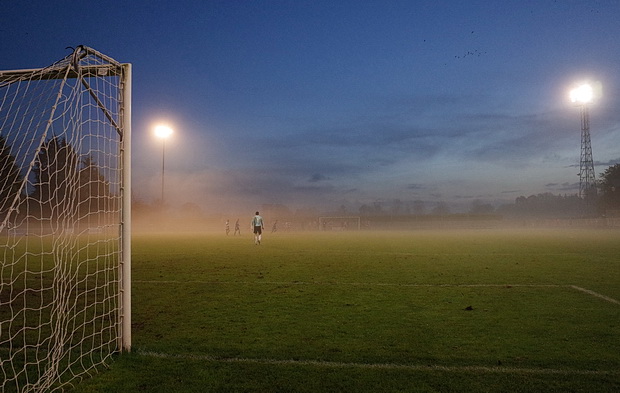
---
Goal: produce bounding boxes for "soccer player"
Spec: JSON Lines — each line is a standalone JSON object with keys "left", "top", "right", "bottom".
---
{"left": 225, "top": 219, "right": 230, "bottom": 236}
{"left": 234, "top": 219, "right": 241, "bottom": 235}
{"left": 251, "top": 211, "right": 264, "bottom": 245}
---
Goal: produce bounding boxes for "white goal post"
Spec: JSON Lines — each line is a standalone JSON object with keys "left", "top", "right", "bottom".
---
{"left": 0, "top": 46, "right": 131, "bottom": 392}
{"left": 318, "top": 216, "right": 361, "bottom": 230}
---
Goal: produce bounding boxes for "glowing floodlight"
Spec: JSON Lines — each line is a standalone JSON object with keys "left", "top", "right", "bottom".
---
{"left": 154, "top": 124, "right": 173, "bottom": 139}
{"left": 570, "top": 83, "right": 594, "bottom": 104}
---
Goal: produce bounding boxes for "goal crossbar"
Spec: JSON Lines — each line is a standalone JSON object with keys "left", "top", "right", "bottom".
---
{"left": 0, "top": 64, "right": 123, "bottom": 82}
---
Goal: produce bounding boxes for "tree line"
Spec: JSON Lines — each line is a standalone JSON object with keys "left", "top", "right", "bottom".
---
{"left": 355, "top": 165, "right": 620, "bottom": 219}
{"left": 501, "top": 165, "right": 620, "bottom": 218}
{"left": 0, "top": 134, "right": 115, "bottom": 226}
{"left": 5, "top": 130, "right": 618, "bottom": 224}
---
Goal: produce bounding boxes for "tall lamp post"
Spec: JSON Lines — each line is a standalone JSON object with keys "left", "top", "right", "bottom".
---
{"left": 570, "top": 83, "right": 596, "bottom": 200}
{"left": 154, "top": 125, "right": 173, "bottom": 205}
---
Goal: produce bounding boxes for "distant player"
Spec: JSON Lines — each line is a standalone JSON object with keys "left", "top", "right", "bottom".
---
{"left": 225, "top": 219, "right": 230, "bottom": 236}
{"left": 234, "top": 219, "right": 241, "bottom": 235}
{"left": 272, "top": 220, "right": 278, "bottom": 233}
{"left": 251, "top": 211, "right": 264, "bottom": 245}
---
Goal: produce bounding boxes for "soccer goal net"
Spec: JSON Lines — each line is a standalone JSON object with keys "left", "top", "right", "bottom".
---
{"left": 318, "top": 216, "right": 361, "bottom": 230}
{"left": 0, "top": 46, "right": 131, "bottom": 392}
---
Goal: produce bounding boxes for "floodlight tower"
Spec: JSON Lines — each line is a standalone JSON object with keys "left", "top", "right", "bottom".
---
{"left": 154, "top": 124, "right": 173, "bottom": 204}
{"left": 570, "top": 84, "right": 596, "bottom": 200}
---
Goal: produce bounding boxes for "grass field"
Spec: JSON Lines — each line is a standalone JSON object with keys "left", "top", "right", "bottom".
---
{"left": 69, "top": 228, "right": 620, "bottom": 392}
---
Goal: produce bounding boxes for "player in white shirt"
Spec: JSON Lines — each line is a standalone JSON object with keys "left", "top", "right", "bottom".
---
{"left": 251, "top": 212, "right": 264, "bottom": 245}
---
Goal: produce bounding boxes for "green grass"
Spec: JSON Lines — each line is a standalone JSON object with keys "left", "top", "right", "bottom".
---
{"left": 70, "top": 228, "right": 620, "bottom": 392}
{"left": 0, "top": 234, "right": 120, "bottom": 391}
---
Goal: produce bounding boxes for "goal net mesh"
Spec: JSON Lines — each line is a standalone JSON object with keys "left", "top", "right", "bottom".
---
{"left": 0, "top": 46, "right": 129, "bottom": 392}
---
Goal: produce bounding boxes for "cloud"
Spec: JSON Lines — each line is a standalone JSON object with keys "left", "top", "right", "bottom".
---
{"left": 545, "top": 182, "right": 578, "bottom": 192}
{"left": 309, "top": 173, "right": 330, "bottom": 182}
{"left": 596, "top": 158, "right": 620, "bottom": 167}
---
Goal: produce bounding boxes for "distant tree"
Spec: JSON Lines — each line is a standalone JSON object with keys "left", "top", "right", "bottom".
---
{"left": 30, "top": 136, "right": 79, "bottom": 220}
{"left": 498, "top": 193, "right": 583, "bottom": 218}
{"left": 599, "top": 164, "right": 620, "bottom": 210}
{"left": 78, "top": 155, "right": 113, "bottom": 217}
{"left": 391, "top": 199, "right": 403, "bottom": 215}
{"left": 0, "top": 135, "right": 24, "bottom": 223}
{"left": 359, "top": 202, "right": 384, "bottom": 216}
{"left": 359, "top": 204, "right": 371, "bottom": 216}
{"left": 412, "top": 200, "right": 426, "bottom": 215}
{"left": 431, "top": 201, "right": 450, "bottom": 215}
{"left": 469, "top": 199, "right": 494, "bottom": 215}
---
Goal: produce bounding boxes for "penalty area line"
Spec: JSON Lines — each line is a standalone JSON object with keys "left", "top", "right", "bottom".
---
{"left": 136, "top": 350, "right": 615, "bottom": 376}
{"left": 570, "top": 285, "right": 620, "bottom": 305}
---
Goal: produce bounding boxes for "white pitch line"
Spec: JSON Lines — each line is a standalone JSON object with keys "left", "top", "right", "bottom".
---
{"left": 134, "top": 280, "right": 619, "bottom": 306}
{"left": 570, "top": 285, "right": 620, "bottom": 305}
{"left": 137, "top": 350, "right": 615, "bottom": 376}
{"left": 133, "top": 280, "right": 563, "bottom": 288}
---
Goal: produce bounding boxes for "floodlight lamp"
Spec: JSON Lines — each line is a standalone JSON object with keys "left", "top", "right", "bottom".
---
{"left": 154, "top": 125, "right": 173, "bottom": 139}
{"left": 570, "top": 83, "right": 593, "bottom": 104}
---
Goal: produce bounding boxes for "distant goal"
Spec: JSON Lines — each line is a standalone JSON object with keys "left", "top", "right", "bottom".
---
{"left": 318, "top": 216, "right": 361, "bottom": 230}
{"left": 0, "top": 46, "right": 131, "bottom": 392}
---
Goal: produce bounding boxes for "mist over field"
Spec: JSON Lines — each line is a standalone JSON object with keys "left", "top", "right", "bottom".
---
{"left": 130, "top": 201, "right": 617, "bottom": 235}
{"left": 130, "top": 171, "right": 616, "bottom": 234}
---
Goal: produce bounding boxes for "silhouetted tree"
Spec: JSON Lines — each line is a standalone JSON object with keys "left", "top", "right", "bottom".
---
{"left": 469, "top": 199, "right": 494, "bottom": 215}
{"left": 431, "top": 201, "right": 450, "bottom": 215}
{"left": 412, "top": 200, "right": 425, "bottom": 215}
{"left": 30, "top": 136, "right": 80, "bottom": 221}
{"left": 78, "top": 155, "right": 113, "bottom": 217}
{"left": 599, "top": 164, "right": 620, "bottom": 210}
{"left": 498, "top": 193, "right": 583, "bottom": 218}
{"left": 0, "top": 135, "right": 23, "bottom": 224}
{"left": 391, "top": 199, "right": 403, "bottom": 215}
{"left": 359, "top": 201, "right": 384, "bottom": 216}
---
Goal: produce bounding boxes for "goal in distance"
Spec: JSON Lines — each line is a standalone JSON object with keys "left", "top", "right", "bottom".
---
{"left": 0, "top": 46, "right": 131, "bottom": 392}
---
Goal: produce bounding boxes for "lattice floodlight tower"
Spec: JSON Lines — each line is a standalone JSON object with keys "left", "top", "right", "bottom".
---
{"left": 0, "top": 46, "right": 131, "bottom": 392}
{"left": 570, "top": 83, "right": 596, "bottom": 200}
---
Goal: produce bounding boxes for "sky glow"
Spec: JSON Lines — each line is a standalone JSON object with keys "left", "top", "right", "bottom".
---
{"left": 2, "top": 0, "right": 620, "bottom": 215}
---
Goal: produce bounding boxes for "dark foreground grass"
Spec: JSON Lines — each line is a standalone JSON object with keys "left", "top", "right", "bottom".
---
{"left": 70, "top": 228, "right": 620, "bottom": 392}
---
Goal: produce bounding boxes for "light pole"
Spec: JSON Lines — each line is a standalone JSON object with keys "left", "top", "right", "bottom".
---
{"left": 154, "top": 125, "right": 173, "bottom": 205}
{"left": 570, "top": 83, "right": 596, "bottom": 200}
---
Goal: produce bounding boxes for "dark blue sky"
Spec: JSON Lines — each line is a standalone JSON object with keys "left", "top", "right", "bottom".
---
{"left": 2, "top": 0, "right": 620, "bottom": 214}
